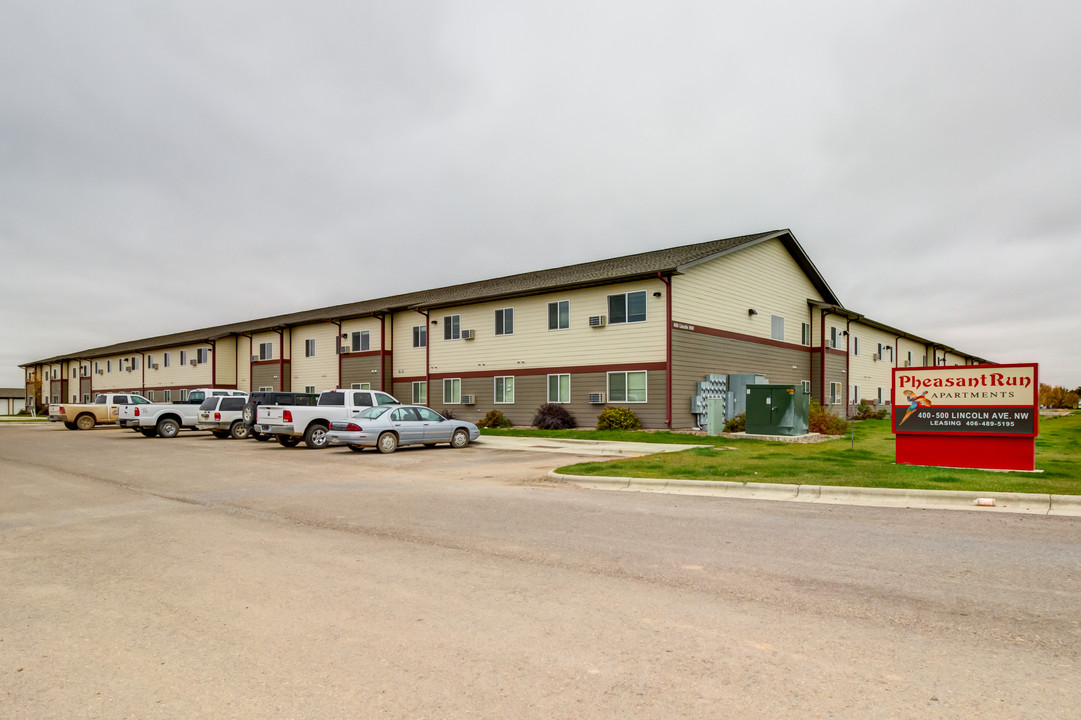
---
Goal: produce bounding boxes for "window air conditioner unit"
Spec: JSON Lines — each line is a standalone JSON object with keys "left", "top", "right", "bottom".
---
{"left": 461, "top": 329, "right": 475, "bottom": 340}
{"left": 588, "top": 392, "right": 605, "bottom": 404}
{"left": 96, "top": 370, "right": 104, "bottom": 375}
{"left": 341, "top": 345, "right": 349, "bottom": 353}
{"left": 872, "top": 353, "right": 880, "bottom": 361}
{"left": 903, "top": 360, "right": 910, "bottom": 367}
{"left": 152, "top": 364, "right": 159, "bottom": 370}
{"left": 190, "top": 359, "right": 198, "bottom": 367}
{"left": 588, "top": 315, "right": 606, "bottom": 328}
{"left": 251, "top": 355, "right": 259, "bottom": 362}
{"left": 461, "top": 394, "right": 475, "bottom": 405}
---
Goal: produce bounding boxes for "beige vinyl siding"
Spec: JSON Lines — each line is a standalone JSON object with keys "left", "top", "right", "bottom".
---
{"left": 943, "top": 351, "right": 966, "bottom": 366}
{"left": 847, "top": 322, "right": 899, "bottom": 406}
{"left": 291, "top": 322, "right": 339, "bottom": 394}
{"left": 431, "top": 281, "right": 666, "bottom": 374}
{"left": 236, "top": 335, "right": 252, "bottom": 392}
{"left": 340, "top": 318, "right": 384, "bottom": 351}
{"left": 672, "top": 239, "right": 823, "bottom": 343}
{"left": 213, "top": 338, "right": 237, "bottom": 386}
{"left": 391, "top": 310, "right": 429, "bottom": 379}
{"left": 896, "top": 338, "right": 928, "bottom": 369}
{"left": 142, "top": 343, "right": 213, "bottom": 388}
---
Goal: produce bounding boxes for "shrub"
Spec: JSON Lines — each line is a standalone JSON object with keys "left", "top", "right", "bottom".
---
{"left": 532, "top": 403, "right": 577, "bottom": 430}
{"left": 723, "top": 412, "right": 746, "bottom": 433}
{"left": 439, "top": 408, "right": 455, "bottom": 420}
{"left": 809, "top": 400, "right": 849, "bottom": 435}
{"left": 596, "top": 406, "right": 642, "bottom": 430}
{"left": 476, "top": 409, "right": 513, "bottom": 428}
{"left": 855, "top": 402, "right": 888, "bottom": 420}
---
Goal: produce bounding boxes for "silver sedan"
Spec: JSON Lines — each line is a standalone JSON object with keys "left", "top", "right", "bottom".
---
{"left": 326, "top": 405, "right": 481, "bottom": 453}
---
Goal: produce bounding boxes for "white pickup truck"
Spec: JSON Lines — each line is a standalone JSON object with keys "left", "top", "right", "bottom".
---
{"left": 255, "top": 388, "right": 400, "bottom": 449}
{"left": 118, "top": 388, "right": 247, "bottom": 438}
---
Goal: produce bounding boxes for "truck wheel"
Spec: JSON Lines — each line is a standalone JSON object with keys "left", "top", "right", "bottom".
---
{"left": 377, "top": 432, "right": 398, "bottom": 454}
{"left": 303, "top": 423, "right": 329, "bottom": 449}
{"left": 451, "top": 428, "right": 470, "bottom": 448}
{"left": 139, "top": 428, "right": 158, "bottom": 438}
{"left": 252, "top": 431, "right": 270, "bottom": 442}
{"left": 230, "top": 421, "right": 250, "bottom": 440}
{"left": 64, "top": 421, "right": 78, "bottom": 430}
{"left": 157, "top": 418, "right": 180, "bottom": 439}
{"left": 276, "top": 436, "right": 300, "bottom": 448}
{"left": 211, "top": 430, "right": 230, "bottom": 439}
{"left": 347, "top": 444, "right": 366, "bottom": 453}
{"left": 75, "top": 414, "right": 96, "bottom": 431}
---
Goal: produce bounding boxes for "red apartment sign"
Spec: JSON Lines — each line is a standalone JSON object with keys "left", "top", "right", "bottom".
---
{"left": 892, "top": 363, "right": 1039, "bottom": 471}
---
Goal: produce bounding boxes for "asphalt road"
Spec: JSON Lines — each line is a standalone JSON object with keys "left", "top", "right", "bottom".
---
{"left": 2, "top": 424, "right": 1079, "bottom": 719}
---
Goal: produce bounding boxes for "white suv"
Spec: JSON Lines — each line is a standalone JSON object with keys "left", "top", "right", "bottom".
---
{"left": 196, "top": 395, "right": 251, "bottom": 439}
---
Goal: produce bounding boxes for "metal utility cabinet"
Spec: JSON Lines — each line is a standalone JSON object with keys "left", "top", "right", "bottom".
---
{"left": 745, "top": 384, "right": 809, "bottom": 436}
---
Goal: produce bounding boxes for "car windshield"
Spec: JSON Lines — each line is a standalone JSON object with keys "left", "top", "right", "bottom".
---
{"left": 354, "top": 406, "right": 390, "bottom": 420}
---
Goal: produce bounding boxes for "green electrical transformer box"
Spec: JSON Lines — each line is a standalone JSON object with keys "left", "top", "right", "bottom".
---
{"left": 745, "top": 384, "right": 810, "bottom": 436}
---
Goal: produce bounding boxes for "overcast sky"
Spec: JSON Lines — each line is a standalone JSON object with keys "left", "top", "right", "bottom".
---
{"left": 2, "top": 0, "right": 1079, "bottom": 391}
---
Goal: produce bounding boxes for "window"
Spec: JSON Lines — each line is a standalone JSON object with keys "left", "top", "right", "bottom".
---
{"left": 259, "top": 342, "right": 273, "bottom": 360}
{"left": 908, "top": 351, "right": 913, "bottom": 366}
{"left": 95, "top": 361, "right": 100, "bottom": 374}
{"left": 147, "top": 355, "right": 153, "bottom": 369}
{"left": 443, "top": 315, "right": 460, "bottom": 340}
{"left": 608, "top": 291, "right": 646, "bottom": 324}
{"left": 852, "top": 385, "right": 861, "bottom": 404}
{"left": 852, "top": 337, "right": 860, "bottom": 356}
{"left": 412, "top": 381, "right": 427, "bottom": 404}
{"left": 164, "top": 390, "right": 172, "bottom": 402}
{"left": 180, "top": 351, "right": 187, "bottom": 366}
{"left": 494, "top": 308, "right": 513, "bottom": 336}
{"left": 164, "top": 353, "right": 171, "bottom": 368}
{"left": 830, "top": 327, "right": 840, "bottom": 349}
{"left": 83, "top": 394, "right": 90, "bottom": 403}
{"left": 304, "top": 385, "right": 315, "bottom": 394}
{"left": 877, "top": 387, "right": 884, "bottom": 405}
{"left": 548, "top": 300, "right": 569, "bottom": 330}
{"left": 258, "top": 386, "right": 273, "bottom": 392}
{"left": 494, "top": 376, "right": 514, "bottom": 404}
{"left": 771, "top": 315, "right": 785, "bottom": 341}
{"left": 305, "top": 339, "right": 316, "bottom": 357}
{"left": 829, "top": 382, "right": 841, "bottom": 405}
{"left": 351, "top": 331, "right": 369, "bottom": 352}
{"left": 412, "top": 325, "right": 426, "bottom": 348}
{"left": 350, "top": 383, "right": 371, "bottom": 390}
{"left": 196, "top": 348, "right": 208, "bottom": 364}
{"left": 106, "top": 360, "right": 111, "bottom": 373}
{"left": 802, "top": 380, "right": 811, "bottom": 394}
{"left": 132, "top": 356, "right": 140, "bottom": 370}
{"left": 801, "top": 322, "right": 811, "bottom": 346}
{"left": 547, "top": 374, "right": 570, "bottom": 403}
{"left": 71, "top": 367, "right": 76, "bottom": 379}
{"left": 608, "top": 371, "right": 647, "bottom": 403}
{"left": 443, "top": 378, "right": 461, "bottom": 404}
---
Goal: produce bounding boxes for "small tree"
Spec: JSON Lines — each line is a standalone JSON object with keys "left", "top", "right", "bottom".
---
{"left": 532, "top": 403, "right": 577, "bottom": 430}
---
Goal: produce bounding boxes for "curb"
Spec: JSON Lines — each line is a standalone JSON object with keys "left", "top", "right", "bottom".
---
{"left": 549, "top": 471, "right": 1081, "bottom": 517}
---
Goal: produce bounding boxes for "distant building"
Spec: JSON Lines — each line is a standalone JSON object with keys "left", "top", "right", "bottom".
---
{"left": 20, "top": 230, "right": 989, "bottom": 426}
{"left": 0, "top": 388, "right": 27, "bottom": 415}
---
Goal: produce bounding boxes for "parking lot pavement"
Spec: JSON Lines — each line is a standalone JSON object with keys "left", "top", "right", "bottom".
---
{"left": 474, "top": 434, "right": 705, "bottom": 456}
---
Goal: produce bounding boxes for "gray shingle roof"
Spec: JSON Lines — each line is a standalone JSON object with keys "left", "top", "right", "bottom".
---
{"left": 23, "top": 229, "right": 838, "bottom": 364}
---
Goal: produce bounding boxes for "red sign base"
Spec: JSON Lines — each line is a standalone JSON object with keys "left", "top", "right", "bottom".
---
{"left": 896, "top": 434, "right": 1035, "bottom": 472}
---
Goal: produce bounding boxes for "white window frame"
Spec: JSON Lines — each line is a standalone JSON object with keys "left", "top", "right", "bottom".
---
{"left": 411, "top": 381, "right": 427, "bottom": 405}
{"left": 351, "top": 331, "right": 370, "bottom": 352}
{"left": 257, "top": 386, "right": 273, "bottom": 392}
{"left": 164, "top": 390, "right": 172, "bottom": 402}
{"left": 94, "top": 361, "right": 100, "bottom": 374}
{"left": 801, "top": 380, "right": 811, "bottom": 394}
{"left": 830, "top": 327, "right": 840, "bottom": 349}
{"left": 547, "top": 374, "right": 570, "bottom": 404}
{"left": 607, "top": 370, "right": 647, "bottom": 403}
{"left": 548, "top": 300, "right": 569, "bottom": 330}
{"left": 305, "top": 339, "right": 316, "bottom": 358}
{"left": 180, "top": 350, "right": 187, "bottom": 366}
{"left": 196, "top": 348, "right": 208, "bottom": 364}
{"left": 106, "top": 360, "right": 111, "bottom": 373}
{"left": 607, "top": 290, "right": 647, "bottom": 324}
{"left": 304, "top": 385, "right": 316, "bottom": 394}
{"left": 494, "top": 376, "right": 514, "bottom": 404}
{"left": 852, "top": 385, "right": 861, "bottom": 404}
{"left": 770, "top": 315, "right": 785, "bottom": 342}
{"left": 852, "top": 337, "right": 860, "bottom": 356}
{"left": 350, "top": 383, "right": 371, "bottom": 390}
{"left": 164, "top": 353, "right": 171, "bottom": 368}
{"left": 413, "top": 325, "right": 426, "bottom": 348}
{"left": 801, "top": 322, "right": 811, "bottom": 346}
{"left": 877, "top": 387, "right": 884, "bottom": 405}
{"left": 443, "top": 315, "right": 461, "bottom": 341}
{"left": 494, "top": 308, "right": 514, "bottom": 336}
{"left": 443, "top": 378, "right": 461, "bottom": 404}
{"left": 259, "top": 342, "right": 273, "bottom": 361}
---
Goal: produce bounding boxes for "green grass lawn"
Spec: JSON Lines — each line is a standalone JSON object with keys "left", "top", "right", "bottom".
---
{"left": 482, "top": 413, "right": 1081, "bottom": 495}
{"left": 0, "top": 416, "right": 47, "bottom": 423}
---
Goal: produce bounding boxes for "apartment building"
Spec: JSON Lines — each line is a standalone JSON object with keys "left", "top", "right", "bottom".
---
{"left": 20, "top": 230, "right": 990, "bottom": 427}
